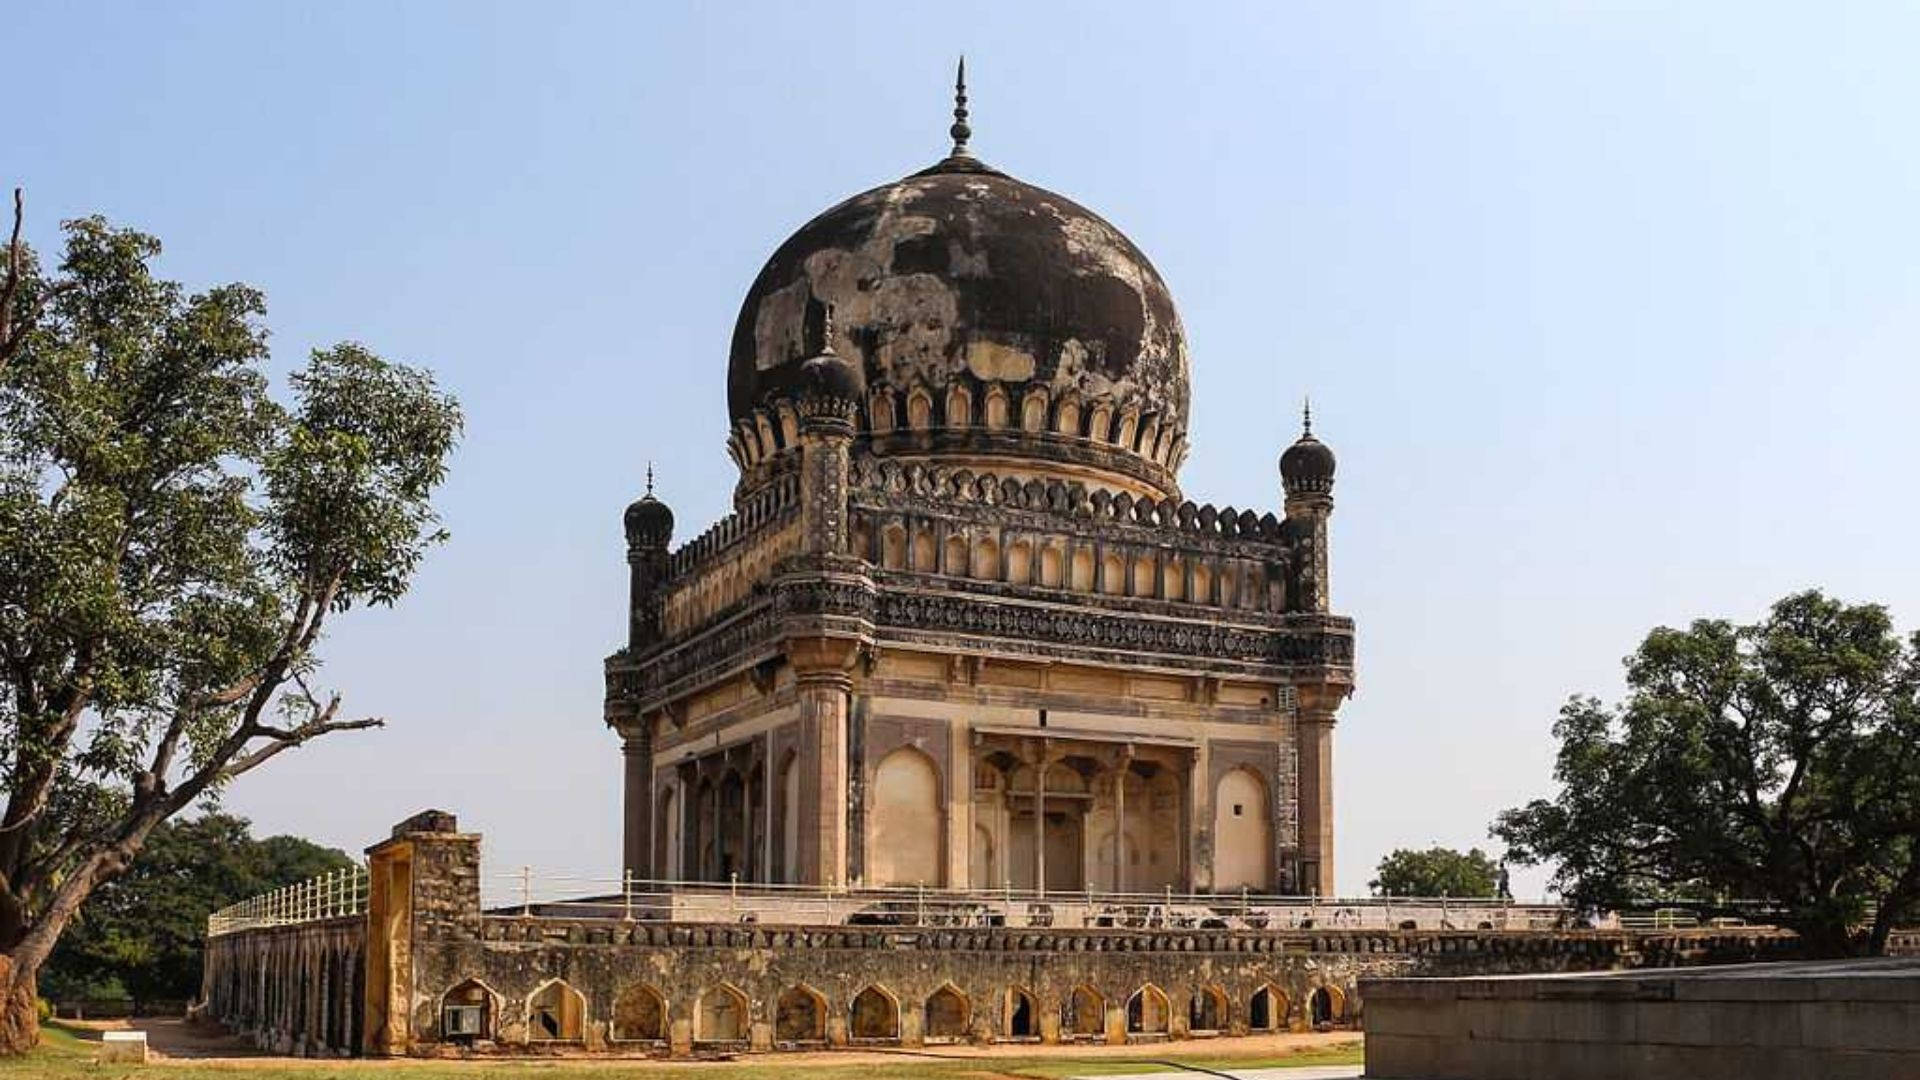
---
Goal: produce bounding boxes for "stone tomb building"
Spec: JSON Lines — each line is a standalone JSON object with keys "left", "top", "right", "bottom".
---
{"left": 607, "top": 79, "right": 1354, "bottom": 901}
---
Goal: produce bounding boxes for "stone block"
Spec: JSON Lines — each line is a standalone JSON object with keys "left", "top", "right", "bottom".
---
{"left": 99, "top": 1031, "right": 147, "bottom": 1064}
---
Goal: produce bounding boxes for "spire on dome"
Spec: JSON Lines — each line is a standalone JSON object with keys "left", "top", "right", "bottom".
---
{"left": 645, "top": 460, "right": 655, "bottom": 495}
{"left": 1302, "top": 396, "right": 1313, "bottom": 438}
{"left": 949, "top": 56, "right": 972, "bottom": 157}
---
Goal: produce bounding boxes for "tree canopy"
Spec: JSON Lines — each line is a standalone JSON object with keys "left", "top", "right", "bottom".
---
{"left": 0, "top": 213, "right": 460, "bottom": 1051}
{"left": 1493, "top": 591, "right": 1920, "bottom": 955}
{"left": 1370, "top": 846, "right": 1501, "bottom": 898}
{"left": 40, "top": 814, "right": 350, "bottom": 1005}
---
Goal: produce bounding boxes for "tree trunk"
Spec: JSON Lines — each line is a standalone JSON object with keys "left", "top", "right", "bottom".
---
{"left": 0, "top": 954, "right": 39, "bottom": 1056}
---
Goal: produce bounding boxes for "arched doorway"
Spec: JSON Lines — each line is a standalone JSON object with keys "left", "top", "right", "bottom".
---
{"left": 868, "top": 748, "right": 942, "bottom": 886}
{"left": 924, "top": 984, "right": 969, "bottom": 1041}
{"left": 1063, "top": 985, "right": 1105, "bottom": 1038}
{"left": 696, "top": 984, "right": 749, "bottom": 1042}
{"left": 1126, "top": 985, "right": 1169, "bottom": 1035}
{"left": 527, "top": 979, "right": 585, "bottom": 1042}
{"left": 611, "top": 983, "right": 666, "bottom": 1041}
{"left": 1249, "top": 984, "right": 1287, "bottom": 1032}
{"left": 775, "top": 985, "right": 825, "bottom": 1043}
{"left": 1309, "top": 985, "right": 1346, "bottom": 1028}
{"left": 1188, "top": 985, "right": 1228, "bottom": 1033}
{"left": 1213, "top": 768, "right": 1273, "bottom": 890}
{"left": 850, "top": 985, "right": 899, "bottom": 1041}
{"left": 1005, "top": 986, "right": 1037, "bottom": 1038}
{"left": 439, "top": 979, "right": 497, "bottom": 1041}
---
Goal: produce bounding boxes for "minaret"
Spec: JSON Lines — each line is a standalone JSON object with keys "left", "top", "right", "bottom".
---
{"left": 1280, "top": 399, "right": 1336, "bottom": 611}
{"left": 618, "top": 468, "right": 674, "bottom": 881}
{"left": 1280, "top": 400, "right": 1342, "bottom": 897}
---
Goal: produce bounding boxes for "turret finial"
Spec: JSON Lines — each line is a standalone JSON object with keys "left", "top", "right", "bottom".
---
{"left": 821, "top": 302, "right": 837, "bottom": 354}
{"left": 1302, "top": 396, "right": 1313, "bottom": 438}
{"left": 645, "top": 461, "right": 655, "bottom": 496}
{"left": 949, "top": 56, "right": 972, "bottom": 157}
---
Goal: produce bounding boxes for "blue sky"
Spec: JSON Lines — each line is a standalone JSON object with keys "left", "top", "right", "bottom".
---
{"left": 13, "top": 1, "right": 1919, "bottom": 897}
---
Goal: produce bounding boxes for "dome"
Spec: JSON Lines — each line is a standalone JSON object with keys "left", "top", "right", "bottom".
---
{"left": 726, "top": 150, "right": 1190, "bottom": 498}
{"left": 1280, "top": 406, "right": 1336, "bottom": 495}
{"left": 624, "top": 491, "right": 674, "bottom": 547}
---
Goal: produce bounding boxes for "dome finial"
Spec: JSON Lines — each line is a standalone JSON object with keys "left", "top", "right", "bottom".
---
{"left": 949, "top": 55, "right": 972, "bottom": 157}
{"left": 820, "top": 302, "right": 837, "bottom": 354}
{"left": 1302, "top": 396, "right": 1313, "bottom": 438}
{"left": 645, "top": 460, "right": 655, "bottom": 495}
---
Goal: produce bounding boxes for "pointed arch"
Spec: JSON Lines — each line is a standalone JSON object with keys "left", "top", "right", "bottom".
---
{"left": 611, "top": 983, "right": 667, "bottom": 1042}
{"left": 439, "top": 978, "right": 499, "bottom": 1041}
{"left": 1003, "top": 985, "right": 1038, "bottom": 1039}
{"left": 1308, "top": 984, "right": 1347, "bottom": 1028}
{"left": 923, "top": 983, "right": 970, "bottom": 1041}
{"left": 1126, "top": 984, "right": 1169, "bottom": 1035}
{"left": 775, "top": 984, "right": 827, "bottom": 1043}
{"left": 1062, "top": 984, "right": 1105, "bottom": 1039}
{"left": 1213, "top": 767, "right": 1274, "bottom": 891}
{"left": 1248, "top": 983, "right": 1288, "bottom": 1032}
{"left": 1187, "top": 985, "right": 1229, "bottom": 1033}
{"left": 693, "top": 983, "right": 748, "bottom": 1043}
{"left": 945, "top": 382, "right": 973, "bottom": 428}
{"left": 970, "top": 534, "right": 1000, "bottom": 580}
{"left": 881, "top": 523, "right": 907, "bottom": 570}
{"left": 849, "top": 984, "right": 900, "bottom": 1041}
{"left": 526, "top": 978, "right": 585, "bottom": 1042}
{"left": 868, "top": 747, "right": 943, "bottom": 886}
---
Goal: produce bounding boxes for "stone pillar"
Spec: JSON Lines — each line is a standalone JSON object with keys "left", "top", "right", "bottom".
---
{"left": 1295, "top": 686, "right": 1342, "bottom": 897}
{"left": 791, "top": 637, "right": 858, "bottom": 887}
{"left": 1112, "top": 746, "right": 1132, "bottom": 892}
{"left": 619, "top": 717, "right": 653, "bottom": 882}
{"left": 1188, "top": 741, "right": 1210, "bottom": 892}
{"left": 947, "top": 720, "right": 973, "bottom": 889}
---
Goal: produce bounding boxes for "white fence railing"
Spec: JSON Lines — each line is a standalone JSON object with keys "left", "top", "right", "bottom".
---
{"left": 479, "top": 872, "right": 1585, "bottom": 933}
{"left": 206, "top": 865, "right": 369, "bottom": 937}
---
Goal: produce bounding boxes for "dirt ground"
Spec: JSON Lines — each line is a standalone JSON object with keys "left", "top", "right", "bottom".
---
{"left": 56, "top": 1018, "right": 1362, "bottom": 1071}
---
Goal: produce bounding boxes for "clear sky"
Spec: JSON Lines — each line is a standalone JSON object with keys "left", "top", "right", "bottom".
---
{"left": 12, "top": 1, "right": 1919, "bottom": 898}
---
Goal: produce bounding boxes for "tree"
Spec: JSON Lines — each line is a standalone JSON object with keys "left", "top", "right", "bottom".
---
{"left": 1370, "top": 846, "right": 1501, "bottom": 898}
{"left": 1, "top": 189, "right": 28, "bottom": 370}
{"left": 41, "top": 815, "right": 350, "bottom": 1006}
{"left": 1494, "top": 591, "right": 1920, "bottom": 956}
{"left": 0, "top": 215, "right": 461, "bottom": 1052}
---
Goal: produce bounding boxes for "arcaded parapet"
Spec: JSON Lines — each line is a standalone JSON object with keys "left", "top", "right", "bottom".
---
{"left": 200, "top": 917, "right": 364, "bottom": 1057}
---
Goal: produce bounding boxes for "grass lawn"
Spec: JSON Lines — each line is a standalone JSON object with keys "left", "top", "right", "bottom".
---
{"left": 0, "top": 1024, "right": 1363, "bottom": 1080}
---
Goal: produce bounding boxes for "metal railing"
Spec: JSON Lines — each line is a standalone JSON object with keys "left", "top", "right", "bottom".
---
{"left": 205, "top": 864, "right": 369, "bottom": 937}
{"left": 479, "top": 871, "right": 1581, "bottom": 932}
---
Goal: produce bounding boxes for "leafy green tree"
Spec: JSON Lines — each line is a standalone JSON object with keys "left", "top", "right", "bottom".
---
{"left": 1371, "top": 846, "right": 1501, "bottom": 898}
{"left": 0, "top": 215, "right": 460, "bottom": 1052}
{"left": 1494, "top": 591, "right": 1920, "bottom": 956}
{"left": 40, "top": 815, "right": 350, "bottom": 1005}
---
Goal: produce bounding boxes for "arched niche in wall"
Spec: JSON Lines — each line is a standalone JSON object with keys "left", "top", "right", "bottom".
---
{"left": 867, "top": 747, "right": 943, "bottom": 886}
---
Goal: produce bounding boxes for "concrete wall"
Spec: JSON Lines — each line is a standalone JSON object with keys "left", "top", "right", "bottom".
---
{"left": 1364, "top": 959, "right": 1920, "bottom": 1080}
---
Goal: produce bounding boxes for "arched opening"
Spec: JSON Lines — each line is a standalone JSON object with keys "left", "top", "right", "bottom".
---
{"left": 1309, "top": 985, "right": 1346, "bottom": 1028}
{"left": 850, "top": 985, "right": 899, "bottom": 1041}
{"left": 440, "top": 978, "right": 496, "bottom": 1041}
{"left": 1054, "top": 399, "right": 1080, "bottom": 436}
{"left": 907, "top": 389, "right": 933, "bottom": 430}
{"left": 1126, "top": 985, "right": 1169, "bottom": 1035}
{"left": 944, "top": 535, "right": 969, "bottom": 576}
{"left": 1070, "top": 548, "right": 1094, "bottom": 591}
{"left": 775, "top": 985, "right": 826, "bottom": 1043}
{"left": 696, "top": 984, "right": 749, "bottom": 1043}
{"left": 984, "top": 387, "right": 1010, "bottom": 429}
{"left": 1021, "top": 393, "right": 1047, "bottom": 432}
{"left": 868, "top": 388, "right": 895, "bottom": 434}
{"left": 611, "top": 983, "right": 666, "bottom": 1042}
{"left": 971, "top": 536, "right": 1000, "bottom": 580}
{"left": 1063, "top": 985, "right": 1105, "bottom": 1038}
{"left": 656, "top": 785, "right": 680, "bottom": 880}
{"left": 1192, "top": 563, "right": 1213, "bottom": 605}
{"left": 1006, "top": 540, "right": 1032, "bottom": 585}
{"left": 1100, "top": 553, "right": 1125, "bottom": 595}
{"left": 1188, "top": 985, "right": 1228, "bottom": 1034}
{"left": 923, "top": 984, "right": 970, "bottom": 1041}
{"left": 1213, "top": 768, "right": 1273, "bottom": 891}
{"left": 718, "top": 769, "right": 747, "bottom": 881}
{"left": 527, "top": 979, "right": 585, "bottom": 1042}
{"left": 911, "top": 530, "right": 937, "bottom": 572}
{"left": 945, "top": 384, "right": 973, "bottom": 428}
{"left": 882, "top": 525, "right": 907, "bottom": 570}
{"left": 868, "top": 747, "right": 942, "bottom": 886}
{"left": 695, "top": 779, "right": 717, "bottom": 881}
{"left": 1005, "top": 987, "right": 1037, "bottom": 1039}
{"left": 1249, "top": 984, "right": 1287, "bottom": 1032}
{"left": 1039, "top": 545, "right": 1063, "bottom": 588}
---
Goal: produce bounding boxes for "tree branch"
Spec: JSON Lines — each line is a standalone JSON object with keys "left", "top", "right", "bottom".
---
{"left": 0, "top": 187, "right": 23, "bottom": 368}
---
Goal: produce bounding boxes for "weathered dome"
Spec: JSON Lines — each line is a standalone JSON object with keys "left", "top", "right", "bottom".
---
{"left": 726, "top": 152, "right": 1190, "bottom": 497}
{"left": 1280, "top": 431, "right": 1336, "bottom": 495}
{"left": 623, "top": 491, "right": 674, "bottom": 548}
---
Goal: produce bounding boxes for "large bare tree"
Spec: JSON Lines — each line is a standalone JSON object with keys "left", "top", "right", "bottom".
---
{"left": 0, "top": 213, "right": 461, "bottom": 1052}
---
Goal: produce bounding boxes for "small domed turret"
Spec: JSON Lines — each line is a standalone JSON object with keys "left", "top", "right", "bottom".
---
{"left": 1280, "top": 401, "right": 1335, "bottom": 497}
{"left": 624, "top": 466, "right": 674, "bottom": 549}
{"left": 797, "top": 303, "right": 864, "bottom": 406}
